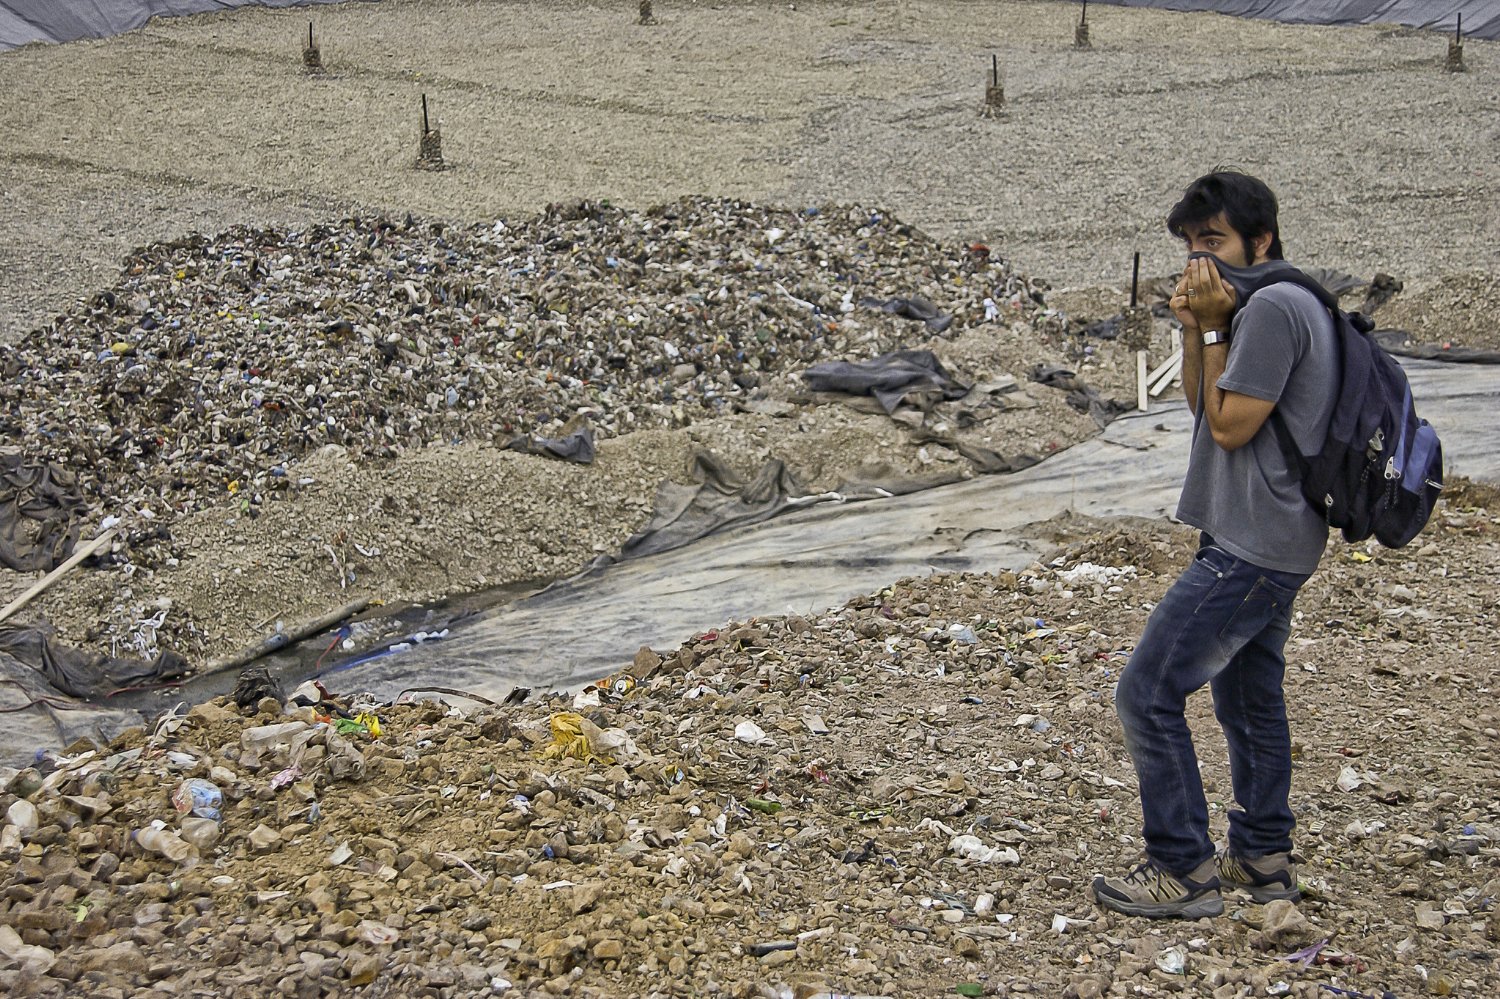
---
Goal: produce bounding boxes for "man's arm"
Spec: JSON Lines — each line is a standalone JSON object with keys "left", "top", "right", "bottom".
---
{"left": 1185, "top": 258, "right": 1277, "bottom": 452}
{"left": 1197, "top": 343, "right": 1276, "bottom": 451}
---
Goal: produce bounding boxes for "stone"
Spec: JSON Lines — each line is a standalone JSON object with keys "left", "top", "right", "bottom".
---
{"left": 5, "top": 800, "right": 38, "bottom": 833}
{"left": 249, "top": 825, "right": 282, "bottom": 853}
{"left": 79, "top": 941, "right": 148, "bottom": 976}
{"left": 1253, "top": 900, "right": 1320, "bottom": 949}
{"left": 346, "top": 954, "right": 381, "bottom": 984}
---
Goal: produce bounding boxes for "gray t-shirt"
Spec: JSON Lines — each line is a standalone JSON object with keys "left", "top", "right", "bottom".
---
{"left": 1175, "top": 282, "right": 1338, "bottom": 575}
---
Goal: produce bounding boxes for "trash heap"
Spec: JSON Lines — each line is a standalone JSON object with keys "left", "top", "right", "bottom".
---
{"left": 1378, "top": 272, "right": 1500, "bottom": 351}
{"left": 2, "top": 492, "right": 1497, "bottom": 999}
{"left": 1, "top": 198, "right": 1046, "bottom": 537}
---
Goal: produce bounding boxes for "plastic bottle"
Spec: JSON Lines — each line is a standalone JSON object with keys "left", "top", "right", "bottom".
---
{"left": 133, "top": 826, "right": 195, "bottom": 863}
{"left": 178, "top": 817, "right": 221, "bottom": 852}
{"left": 171, "top": 778, "right": 223, "bottom": 821}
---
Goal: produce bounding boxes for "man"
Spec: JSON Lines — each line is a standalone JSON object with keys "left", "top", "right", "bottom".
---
{"left": 1091, "top": 171, "right": 1339, "bottom": 919}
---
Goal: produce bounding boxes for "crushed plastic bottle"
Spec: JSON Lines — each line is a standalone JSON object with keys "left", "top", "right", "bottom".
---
{"left": 179, "top": 816, "right": 221, "bottom": 852}
{"left": 133, "top": 824, "right": 195, "bottom": 863}
{"left": 171, "top": 778, "right": 223, "bottom": 821}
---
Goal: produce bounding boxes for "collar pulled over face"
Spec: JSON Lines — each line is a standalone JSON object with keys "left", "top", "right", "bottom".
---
{"left": 1184, "top": 252, "right": 1343, "bottom": 322}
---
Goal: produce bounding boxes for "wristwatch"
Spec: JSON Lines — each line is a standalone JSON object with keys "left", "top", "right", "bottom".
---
{"left": 1201, "top": 329, "right": 1230, "bottom": 346}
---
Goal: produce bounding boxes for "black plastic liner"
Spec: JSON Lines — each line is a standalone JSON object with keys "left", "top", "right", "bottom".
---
{"left": 1091, "top": 1, "right": 1497, "bottom": 40}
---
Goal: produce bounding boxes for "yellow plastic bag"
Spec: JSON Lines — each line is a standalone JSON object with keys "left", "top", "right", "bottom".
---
{"left": 541, "top": 712, "right": 609, "bottom": 764}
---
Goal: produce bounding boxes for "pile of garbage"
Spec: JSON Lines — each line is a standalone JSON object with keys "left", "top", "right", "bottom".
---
{"left": 2, "top": 489, "right": 1496, "bottom": 998}
{"left": 1, "top": 198, "right": 1047, "bottom": 533}
{"left": 1378, "top": 272, "right": 1500, "bottom": 352}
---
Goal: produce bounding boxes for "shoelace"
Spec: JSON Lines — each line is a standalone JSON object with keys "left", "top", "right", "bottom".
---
{"left": 1219, "top": 852, "right": 1291, "bottom": 883}
{"left": 1124, "top": 862, "right": 1183, "bottom": 901}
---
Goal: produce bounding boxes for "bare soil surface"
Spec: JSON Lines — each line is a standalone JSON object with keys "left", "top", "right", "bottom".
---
{"left": 2, "top": 0, "right": 1497, "bottom": 342}
{"left": 0, "top": 2, "right": 1498, "bottom": 998}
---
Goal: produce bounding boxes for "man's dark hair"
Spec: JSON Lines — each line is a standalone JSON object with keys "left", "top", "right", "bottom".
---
{"left": 1167, "top": 170, "right": 1284, "bottom": 260}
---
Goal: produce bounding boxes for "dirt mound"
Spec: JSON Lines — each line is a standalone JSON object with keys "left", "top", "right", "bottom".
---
{"left": 1380, "top": 273, "right": 1500, "bottom": 351}
{"left": 2, "top": 199, "right": 1133, "bottom": 671}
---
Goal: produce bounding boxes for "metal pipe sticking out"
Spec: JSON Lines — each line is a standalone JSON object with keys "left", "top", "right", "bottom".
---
{"left": 417, "top": 94, "right": 445, "bottom": 170}
{"left": 302, "top": 19, "right": 324, "bottom": 74}
{"left": 1081, "top": 0, "right": 1088, "bottom": 26}
{"left": 1130, "top": 251, "right": 1140, "bottom": 308}
{"left": 983, "top": 56, "right": 1005, "bottom": 115}
{"left": 1447, "top": 21, "right": 1466, "bottom": 73}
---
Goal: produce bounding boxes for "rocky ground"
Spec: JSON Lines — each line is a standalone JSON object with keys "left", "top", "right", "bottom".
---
{"left": 1, "top": 479, "right": 1496, "bottom": 998}
{"left": 2, "top": 2, "right": 1498, "bottom": 997}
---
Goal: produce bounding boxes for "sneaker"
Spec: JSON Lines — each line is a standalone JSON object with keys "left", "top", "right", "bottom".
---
{"left": 1217, "top": 849, "right": 1300, "bottom": 903}
{"left": 1091, "top": 857, "right": 1224, "bottom": 919}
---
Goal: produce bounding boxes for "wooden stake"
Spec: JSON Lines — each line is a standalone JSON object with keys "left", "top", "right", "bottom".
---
{"left": 1149, "top": 354, "right": 1184, "bottom": 397}
{"left": 1136, "top": 350, "right": 1149, "bottom": 412}
{"left": 303, "top": 21, "right": 324, "bottom": 74}
{"left": 0, "top": 529, "right": 116, "bottom": 627}
{"left": 1145, "top": 348, "right": 1180, "bottom": 387}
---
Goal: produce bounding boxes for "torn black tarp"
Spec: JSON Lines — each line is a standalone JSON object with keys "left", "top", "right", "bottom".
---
{"left": 1374, "top": 330, "right": 1500, "bottom": 364}
{"left": 1080, "top": 315, "right": 1125, "bottom": 340}
{"left": 612, "top": 453, "right": 834, "bottom": 561}
{"left": 0, "top": 623, "right": 189, "bottom": 699}
{"left": 1030, "top": 364, "right": 1135, "bottom": 428}
{"left": 0, "top": 455, "right": 89, "bottom": 572}
{"left": 802, "top": 349, "right": 970, "bottom": 414}
{"left": 503, "top": 426, "right": 596, "bottom": 464}
{"left": 907, "top": 430, "right": 1042, "bottom": 476}
{"left": 0, "top": 651, "right": 147, "bottom": 766}
{"left": 860, "top": 296, "right": 954, "bottom": 334}
{"left": 1359, "top": 274, "right": 1404, "bottom": 316}
{"left": 1299, "top": 267, "right": 1367, "bottom": 300}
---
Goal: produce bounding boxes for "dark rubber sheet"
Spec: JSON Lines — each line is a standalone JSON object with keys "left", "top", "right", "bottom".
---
{"left": 8, "top": 0, "right": 1495, "bottom": 52}
{"left": 258, "top": 359, "right": 1500, "bottom": 707}
{"left": 0, "top": 456, "right": 87, "bottom": 572}
{"left": 1092, "top": 1, "right": 1499, "bottom": 39}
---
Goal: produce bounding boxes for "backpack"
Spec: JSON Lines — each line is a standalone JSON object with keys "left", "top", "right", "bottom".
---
{"left": 1195, "top": 253, "right": 1444, "bottom": 549}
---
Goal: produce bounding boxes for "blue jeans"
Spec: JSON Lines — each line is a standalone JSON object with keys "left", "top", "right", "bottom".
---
{"left": 1115, "top": 534, "right": 1311, "bottom": 874}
